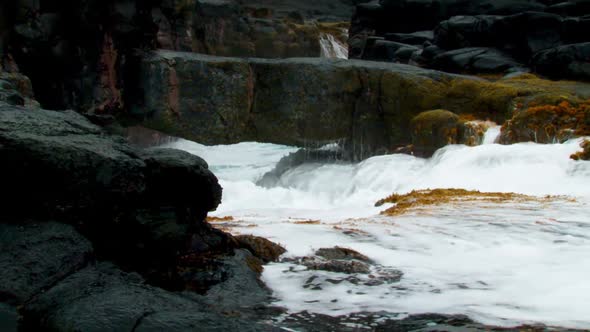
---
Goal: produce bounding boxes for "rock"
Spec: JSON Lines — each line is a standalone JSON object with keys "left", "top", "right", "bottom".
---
{"left": 257, "top": 145, "right": 348, "bottom": 187}
{"left": 0, "top": 106, "right": 146, "bottom": 220}
{"left": 141, "top": 51, "right": 590, "bottom": 160}
{"left": 533, "top": 42, "right": 590, "bottom": 80}
{"left": 302, "top": 257, "right": 371, "bottom": 274}
{"left": 499, "top": 100, "right": 590, "bottom": 144}
{"left": 315, "top": 247, "right": 372, "bottom": 263}
{"left": 140, "top": 147, "right": 222, "bottom": 223}
{"left": 363, "top": 40, "right": 420, "bottom": 63}
{"left": 234, "top": 235, "right": 287, "bottom": 262}
{"left": 434, "top": 12, "right": 564, "bottom": 58}
{"left": 0, "top": 303, "right": 17, "bottom": 332}
{"left": 384, "top": 31, "right": 434, "bottom": 45}
{"left": 140, "top": 50, "right": 462, "bottom": 160}
{"left": 410, "top": 110, "right": 461, "bottom": 157}
{"left": 350, "top": 0, "right": 590, "bottom": 79}
{"left": 571, "top": 139, "right": 590, "bottom": 160}
{"left": 202, "top": 249, "right": 272, "bottom": 311}
{"left": 21, "top": 262, "right": 268, "bottom": 332}
{"left": 0, "top": 222, "right": 92, "bottom": 304}
{"left": 432, "top": 47, "right": 525, "bottom": 74}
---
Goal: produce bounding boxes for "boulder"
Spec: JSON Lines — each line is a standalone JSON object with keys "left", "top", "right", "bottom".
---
{"left": 0, "top": 303, "right": 17, "bottom": 332}
{"left": 21, "top": 262, "right": 268, "bottom": 332}
{"left": 432, "top": 47, "right": 525, "bottom": 73}
{"left": 0, "top": 222, "right": 92, "bottom": 305}
{"left": 141, "top": 51, "right": 590, "bottom": 159}
{"left": 533, "top": 42, "right": 590, "bottom": 80}
{"left": 384, "top": 31, "right": 434, "bottom": 45}
{"left": 410, "top": 109, "right": 462, "bottom": 157}
{"left": 0, "top": 106, "right": 146, "bottom": 220}
{"left": 234, "top": 235, "right": 287, "bottom": 262}
{"left": 571, "top": 139, "right": 590, "bottom": 160}
{"left": 499, "top": 100, "right": 590, "bottom": 144}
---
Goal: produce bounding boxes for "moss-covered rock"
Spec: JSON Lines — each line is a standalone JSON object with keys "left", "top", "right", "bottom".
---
{"left": 499, "top": 100, "right": 590, "bottom": 144}
{"left": 571, "top": 139, "right": 590, "bottom": 161}
{"left": 141, "top": 52, "right": 590, "bottom": 160}
{"left": 410, "top": 110, "right": 461, "bottom": 157}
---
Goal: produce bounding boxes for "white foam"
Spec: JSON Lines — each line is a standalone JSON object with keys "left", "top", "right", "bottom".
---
{"left": 167, "top": 135, "right": 590, "bottom": 329}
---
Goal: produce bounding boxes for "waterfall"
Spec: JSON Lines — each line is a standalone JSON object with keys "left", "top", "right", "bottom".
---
{"left": 320, "top": 33, "right": 348, "bottom": 59}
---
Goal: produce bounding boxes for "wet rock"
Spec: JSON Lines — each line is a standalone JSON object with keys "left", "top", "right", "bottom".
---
{"left": 384, "top": 31, "right": 434, "bottom": 45}
{"left": 0, "top": 303, "right": 17, "bottom": 332}
{"left": 257, "top": 145, "right": 347, "bottom": 187}
{"left": 202, "top": 249, "right": 272, "bottom": 311}
{"left": 350, "top": 0, "right": 590, "bottom": 79}
{"left": 432, "top": 47, "right": 525, "bottom": 74}
{"left": 302, "top": 257, "right": 371, "bottom": 274}
{"left": 410, "top": 110, "right": 461, "bottom": 157}
{"left": 533, "top": 42, "right": 590, "bottom": 80}
{"left": 571, "top": 139, "right": 590, "bottom": 160}
{"left": 140, "top": 147, "right": 222, "bottom": 223}
{"left": 0, "top": 222, "right": 92, "bottom": 305}
{"left": 498, "top": 100, "right": 590, "bottom": 144}
{"left": 315, "top": 247, "right": 372, "bottom": 263}
{"left": 235, "top": 235, "right": 287, "bottom": 263}
{"left": 21, "top": 262, "right": 268, "bottom": 332}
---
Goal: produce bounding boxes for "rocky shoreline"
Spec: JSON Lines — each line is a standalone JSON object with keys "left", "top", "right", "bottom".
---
{"left": 1, "top": 0, "right": 590, "bottom": 330}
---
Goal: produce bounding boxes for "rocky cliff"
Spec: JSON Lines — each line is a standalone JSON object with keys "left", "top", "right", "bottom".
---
{"left": 139, "top": 50, "right": 590, "bottom": 158}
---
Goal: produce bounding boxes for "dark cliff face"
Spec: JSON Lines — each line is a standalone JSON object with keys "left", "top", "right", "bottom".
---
{"left": 1, "top": 0, "right": 159, "bottom": 112}
{"left": 0, "top": 0, "right": 358, "bottom": 113}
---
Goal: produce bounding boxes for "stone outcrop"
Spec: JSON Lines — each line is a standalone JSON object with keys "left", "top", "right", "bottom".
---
{"left": 350, "top": 0, "right": 590, "bottom": 80}
{"left": 140, "top": 51, "right": 590, "bottom": 159}
{"left": 0, "top": 86, "right": 281, "bottom": 330}
{"left": 0, "top": 0, "right": 356, "bottom": 113}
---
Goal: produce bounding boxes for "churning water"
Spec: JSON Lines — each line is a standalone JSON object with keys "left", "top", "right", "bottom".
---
{"left": 166, "top": 133, "right": 590, "bottom": 329}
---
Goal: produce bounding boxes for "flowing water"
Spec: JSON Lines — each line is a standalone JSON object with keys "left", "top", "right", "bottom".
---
{"left": 320, "top": 33, "right": 348, "bottom": 59}
{"left": 165, "top": 133, "right": 590, "bottom": 329}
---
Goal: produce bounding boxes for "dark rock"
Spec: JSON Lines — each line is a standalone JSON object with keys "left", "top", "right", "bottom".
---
{"left": 0, "top": 222, "right": 92, "bottom": 305}
{"left": 363, "top": 40, "right": 420, "bottom": 63}
{"left": 302, "top": 257, "right": 371, "bottom": 274}
{"left": 0, "top": 303, "right": 17, "bottom": 332}
{"left": 315, "top": 247, "right": 372, "bottom": 263}
{"left": 432, "top": 47, "right": 525, "bottom": 73}
{"left": 235, "top": 235, "right": 287, "bottom": 262}
{"left": 139, "top": 147, "right": 222, "bottom": 223}
{"left": 202, "top": 249, "right": 272, "bottom": 311}
{"left": 384, "top": 31, "right": 434, "bottom": 45}
{"left": 141, "top": 51, "right": 471, "bottom": 161}
{"left": 533, "top": 42, "right": 590, "bottom": 80}
{"left": 0, "top": 106, "right": 146, "bottom": 220}
{"left": 351, "top": 0, "right": 590, "bottom": 79}
{"left": 257, "top": 145, "right": 347, "bottom": 187}
{"left": 21, "top": 262, "right": 268, "bottom": 332}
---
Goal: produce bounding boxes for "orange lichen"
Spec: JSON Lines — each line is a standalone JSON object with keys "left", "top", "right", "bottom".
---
{"left": 293, "top": 219, "right": 321, "bottom": 225}
{"left": 376, "top": 188, "right": 552, "bottom": 216}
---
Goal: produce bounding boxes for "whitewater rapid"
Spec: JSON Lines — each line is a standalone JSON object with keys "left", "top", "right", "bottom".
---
{"left": 166, "top": 135, "right": 590, "bottom": 329}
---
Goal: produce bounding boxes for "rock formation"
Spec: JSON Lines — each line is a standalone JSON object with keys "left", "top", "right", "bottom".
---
{"left": 350, "top": 0, "right": 590, "bottom": 80}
